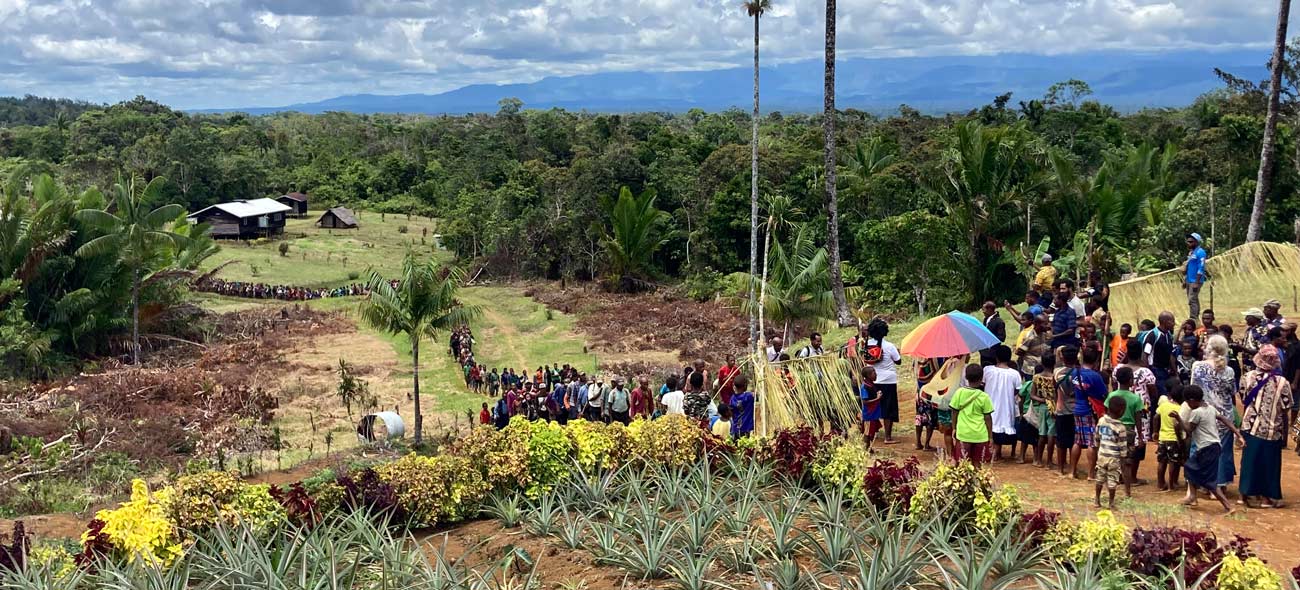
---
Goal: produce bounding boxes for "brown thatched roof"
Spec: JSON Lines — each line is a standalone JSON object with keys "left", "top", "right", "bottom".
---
{"left": 279, "top": 192, "right": 308, "bottom": 202}
{"left": 318, "top": 207, "right": 358, "bottom": 227}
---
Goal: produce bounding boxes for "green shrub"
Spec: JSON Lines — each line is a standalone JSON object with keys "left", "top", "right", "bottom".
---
{"left": 278, "top": 242, "right": 290, "bottom": 257}
{"left": 683, "top": 268, "right": 724, "bottom": 302}
{"left": 908, "top": 461, "right": 993, "bottom": 529}
{"left": 1050, "top": 510, "right": 1130, "bottom": 572}
{"left": 347, "top": 270, "right": 361, "bottom": 281}
{"left": 522, "top": 420, "right": 575, "bottom": 498}
{"left": 810, "top": 439, "right": 871, "bottom": 504}
{"left": 376, "top": 454, "right": 489, "bottom": 526}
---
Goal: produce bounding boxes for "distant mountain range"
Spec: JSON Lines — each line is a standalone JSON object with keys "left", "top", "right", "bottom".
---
{"left": 201, "top": 50, "right": 1269, "bottom": 116}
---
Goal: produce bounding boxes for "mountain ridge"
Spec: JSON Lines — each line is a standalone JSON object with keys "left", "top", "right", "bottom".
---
{"left": 198, "top": 50, "right": 1268, "bottom": 115}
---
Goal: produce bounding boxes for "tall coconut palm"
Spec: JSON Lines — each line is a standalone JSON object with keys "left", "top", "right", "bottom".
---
{"left": 823, "top": 0, "right": 851, "bottom": 327}
{"left": 1247, "top": 0, "right": 1292, "bottom": 242}
{"left": 359, "top": 253, "right": 481, "bottom": 445}
{"left": 74, "top": 176, "right": 187, "bottom": 365}
{"left": 744, "top": 0, "right": 771, "bottom": 355}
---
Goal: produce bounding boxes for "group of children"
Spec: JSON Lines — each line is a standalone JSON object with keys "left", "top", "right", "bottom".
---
{"left": 907, "top": 339, "right": 1248, "bottom": 512}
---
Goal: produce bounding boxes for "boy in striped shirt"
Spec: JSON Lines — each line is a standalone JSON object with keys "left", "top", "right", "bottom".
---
{"left": 1094, "top": 396, "right": 1131, "bottom": 509}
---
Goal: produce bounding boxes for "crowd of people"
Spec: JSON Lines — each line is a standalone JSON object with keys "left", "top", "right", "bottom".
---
{"left": 456, "top": 231, "right": 1297, "bottom": 514}
{"left": 924, "top": 233, "right": 1298, "bottom": 512}
{"left": 196, "top": 278, "right": 373, "bottom": 301}
{"left": 459, "top": 322, "right": 757, "bottom": 438}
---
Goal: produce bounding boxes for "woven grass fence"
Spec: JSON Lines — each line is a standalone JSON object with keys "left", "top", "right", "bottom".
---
{"left": 1109, "top": 241, "right": 1300, "bottom": 326}
{"left": 744, "top": 353, "right": 864, "bottom": 435}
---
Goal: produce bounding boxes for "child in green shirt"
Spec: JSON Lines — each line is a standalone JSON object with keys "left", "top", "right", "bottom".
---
{"left": 1104, "top": 366, "right": 1146, "bottom": 495}
{"left": 949, "top": 364, "right": 995, "bottom": 469}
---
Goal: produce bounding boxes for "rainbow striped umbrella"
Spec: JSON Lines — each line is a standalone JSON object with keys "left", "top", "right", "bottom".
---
{"left": 899, "top": 311, "right": 1001, "bottom": 359}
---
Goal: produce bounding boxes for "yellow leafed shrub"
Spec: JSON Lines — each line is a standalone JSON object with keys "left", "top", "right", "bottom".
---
{"left": 1216, "top": 554, "right": 1282, "bottom": 590}
{"left": 85, "top": 480, "right": 183, "bottom": 567}
{"left": 376, "top": 454, "right": 490, "bottom": 526}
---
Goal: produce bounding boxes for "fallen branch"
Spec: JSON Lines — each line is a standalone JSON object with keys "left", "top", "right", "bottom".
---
{"left": 0, "top": 428, "right": 116, "bottom": 488}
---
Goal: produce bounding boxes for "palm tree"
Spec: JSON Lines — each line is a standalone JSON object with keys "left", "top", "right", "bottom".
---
{"left": 603, "top": 186, "right": 670, "bottom": 292}
{"left": 939, "top": 122, "right": 1040, "bottom": 304}
{"left": 741, "top": 224, "right": 857, "bottom": 341}
{"left": 1247, "top": 0, "right": 1292, "bottom": 242}
{"left": 75, "top": 176, "right": 187, "bottom": 365}
{"left": 758, "top": 194, "right": 800, "bottom": 345}
{"left": 359, "top": 253, "right": 481, "bottom": 445}
{"left": 744, "top": 0, "right": 771, "bottom": 355}
{"left": 823, "top": 0, "right": 851, "bottom": 327}
{"left": 844, "top": 136, "right": 896, "bottom": 218}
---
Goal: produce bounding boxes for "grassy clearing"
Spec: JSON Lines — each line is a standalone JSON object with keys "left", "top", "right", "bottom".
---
{"left": 200, "top": 213, "right": 444, "bottom": 288}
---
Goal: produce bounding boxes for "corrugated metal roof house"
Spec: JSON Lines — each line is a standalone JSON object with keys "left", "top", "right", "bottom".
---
{"left": 188, "top": 198, "right": 292, "bottom": 239}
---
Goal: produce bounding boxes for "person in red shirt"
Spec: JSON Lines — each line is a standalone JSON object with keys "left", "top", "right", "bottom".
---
{"left": 630, "top": 377, "right": 652, "bottom": 419}
{"left": 479, "top": 402, "right": 491, "bottom": 425}
{"left": 717, "top": 354, "right": 739, "bottom": 405}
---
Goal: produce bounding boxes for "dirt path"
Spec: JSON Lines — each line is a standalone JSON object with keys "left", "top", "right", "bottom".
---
{"left": 477, "top": 305, "right": 528, "bottom": 369}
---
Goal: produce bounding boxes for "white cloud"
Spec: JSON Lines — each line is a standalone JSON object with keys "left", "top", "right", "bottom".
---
{"left": 0, "top": 0, "right": 1288, "bottom": 108}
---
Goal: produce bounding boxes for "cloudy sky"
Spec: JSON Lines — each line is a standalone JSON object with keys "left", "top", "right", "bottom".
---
{"left": 0, "top": 0, "right": 1288, "bottom": 109}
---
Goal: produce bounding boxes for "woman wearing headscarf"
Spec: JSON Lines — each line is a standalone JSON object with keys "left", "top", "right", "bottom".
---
{"left": 1238, "top": 344, "right": 1293, "bottom": 508}
{"left": 1190, "top": 335, "right": 1238, "bottom": 490}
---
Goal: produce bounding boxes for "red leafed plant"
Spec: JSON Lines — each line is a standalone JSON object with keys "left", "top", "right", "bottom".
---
{"left": 1017, "top": 509, "right": 1060, "bottom": 548}
{"left": 1128, "top": 527, "right": 1252, "bottom": 587}
{"left": 862, "top": 457, "right": 923, "bottom": 511}
{"left": 0, "top": 521, "right": 28, "bottom": 573}
{"left": 765, "top": 426, "right": 829, "bottom": 481}
{"left": 270, "top": 483, "right": 320, "bottom": 528}
{"left": 75, "top": 518, "right": 113, "bottom": 569}
{"left": 1291, "top": 563, "right": 1300, "bottom": 583}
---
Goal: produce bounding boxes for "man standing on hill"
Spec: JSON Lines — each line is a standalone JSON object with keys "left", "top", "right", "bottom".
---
{"left": 1031, "top": 253, "right": 1058, "bottom": 296}
{"left": 766, "top": 336, "right": 785, "bottom": 362}
{"left": 1183, "top": 233, "right": 1208, "bottom": 320}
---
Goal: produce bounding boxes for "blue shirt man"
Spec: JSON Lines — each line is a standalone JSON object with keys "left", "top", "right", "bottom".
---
{"left": 1050, "top": 302, "right": 1078, "bottom": 348}
{"left": 1185, "top": 233, "right": 1207, "bottom": 286}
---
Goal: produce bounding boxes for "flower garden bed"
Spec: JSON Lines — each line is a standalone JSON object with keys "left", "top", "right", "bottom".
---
{"left": 2, "top": 416, "right": 1296, "bottom": 590}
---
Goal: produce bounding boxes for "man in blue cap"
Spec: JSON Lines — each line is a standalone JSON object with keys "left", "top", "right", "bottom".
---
{"left": 1183, "top": 233, "right": 1208, "bottom": 319}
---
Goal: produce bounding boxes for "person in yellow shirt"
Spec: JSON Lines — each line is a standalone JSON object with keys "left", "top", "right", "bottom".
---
{"left": 1153, "top": 386, "right": 1185, "bottom": 490}
{"left": 1031, "top": 253, "right": 1058, "bottom": 294}
{"left": 711, "top": 404, "right": 734, "bottom": 439}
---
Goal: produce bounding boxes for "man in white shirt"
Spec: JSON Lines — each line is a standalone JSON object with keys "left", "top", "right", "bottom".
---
{"left": 982, "top": 345, "right": 1022, "bottom": 461}
{"left": 865, "top": 318, "right": 903, "bottom": 443}
{"left": 660, "top": 375, "right": 686, "bottom": 415}
{"left": 1057, "top": 279, "right": 1086, "bottom": 317}
{"left": 766, "top": 336, "right": 785, "bottom": 362}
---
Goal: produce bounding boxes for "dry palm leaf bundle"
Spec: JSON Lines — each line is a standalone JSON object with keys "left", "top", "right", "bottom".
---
{"left": 1109, "top": 242, "right": 1300, "bottom": 325}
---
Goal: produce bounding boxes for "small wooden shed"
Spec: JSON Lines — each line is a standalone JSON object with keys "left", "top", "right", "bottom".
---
{"left": 317, "top": 207, "right": 359, "bottom": 229}
{"left": 276, "top": 192, "right": 309, "bottom": 217}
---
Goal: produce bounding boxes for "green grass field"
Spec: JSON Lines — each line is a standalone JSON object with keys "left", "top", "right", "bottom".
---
{"left": 192, "top": 284, "right": 594, "bottom": 415}
{"left": 200, "top": 213, "right": 444, "bottom": 288}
